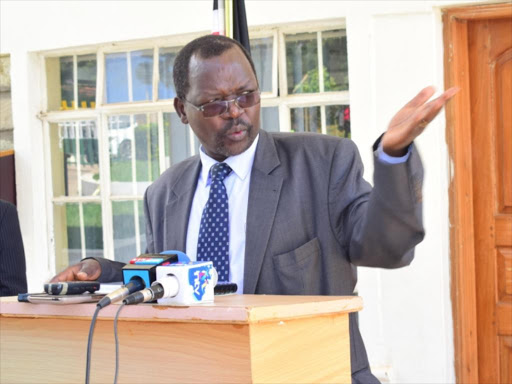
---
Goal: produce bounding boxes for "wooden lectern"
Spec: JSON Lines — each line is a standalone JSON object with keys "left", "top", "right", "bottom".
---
{"left": 0, "top": 295, "right": 362, "bottom": 383}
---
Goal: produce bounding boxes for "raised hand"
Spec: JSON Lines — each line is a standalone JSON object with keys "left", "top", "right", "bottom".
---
{"left": 49, "top": 259, "right": 101, "bottom": 283}
{"left": 381, "top": 86, "right": 459, "bottom": 156}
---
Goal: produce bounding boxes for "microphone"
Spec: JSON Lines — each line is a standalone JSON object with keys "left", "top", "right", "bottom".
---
{"left": 123, "top": 261, "right": 218, "bottom": 306}
{"left": 97, "top": 251, "right": 190, "bottom": 309}
{"left": 97, "top": 277, "right": 145, "bottom": 309}
{"left": 122, "top": 251, "right": 190, "bottom": 288}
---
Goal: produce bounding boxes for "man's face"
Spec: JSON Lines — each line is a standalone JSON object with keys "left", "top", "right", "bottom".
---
{"left": 174, "top": 46, "right": 261, "bottom": 161}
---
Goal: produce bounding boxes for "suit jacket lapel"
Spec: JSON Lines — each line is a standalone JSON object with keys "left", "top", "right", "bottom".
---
{"left": 244, "top": 130, "right": 282, "bottom": 294}
{"left": 163, "top": 157, "right": 201, "bottom": 253}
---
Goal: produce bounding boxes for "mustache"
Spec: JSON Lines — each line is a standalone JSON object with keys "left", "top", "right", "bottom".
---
{"left": 222, "top": 118, "right": 252, "bottom": 133}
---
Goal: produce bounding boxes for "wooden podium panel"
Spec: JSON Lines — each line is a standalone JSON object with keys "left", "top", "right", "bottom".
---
{"left": 0, "top": 295, "right": 362, "bottom": 383}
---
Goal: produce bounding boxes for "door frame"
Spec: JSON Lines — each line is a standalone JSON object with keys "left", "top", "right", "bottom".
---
{"left": 442, "top": 3, "right": 512, "bottom": 383}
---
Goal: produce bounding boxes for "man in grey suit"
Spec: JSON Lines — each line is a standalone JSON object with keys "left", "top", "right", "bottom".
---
{"left": 51, "top": 35, "right": 458, "bottom": 382}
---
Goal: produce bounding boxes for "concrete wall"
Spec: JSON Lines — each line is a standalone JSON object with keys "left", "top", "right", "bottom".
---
{"left": 0, "top": 0, "right": 494, "bottom": 382}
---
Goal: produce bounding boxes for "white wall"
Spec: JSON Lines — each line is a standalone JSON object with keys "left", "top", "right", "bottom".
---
{"left": 0, "top": 1, "right": 491, "bottom": 382}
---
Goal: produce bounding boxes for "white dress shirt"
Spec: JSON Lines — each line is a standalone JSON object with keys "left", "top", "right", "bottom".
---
{"left": 185, "top": 134, "right": 260, "bottom": 294}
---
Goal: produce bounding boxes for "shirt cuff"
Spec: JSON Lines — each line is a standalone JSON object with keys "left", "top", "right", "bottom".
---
{"left": 376, "top": 143, "right": 412, "bottom": 164}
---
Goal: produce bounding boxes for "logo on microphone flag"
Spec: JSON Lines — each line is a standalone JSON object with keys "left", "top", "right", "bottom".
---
{"left": 188, "top": 265, "right": 213, "bottom": 301}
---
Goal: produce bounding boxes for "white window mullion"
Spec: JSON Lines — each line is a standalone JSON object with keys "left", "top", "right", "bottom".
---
{"left": 271, "top": 30, "right": 279, "bottom": 98}
{"left": 279, "top": 104, "right": 291, "bottom": 133}
{"left": 278, "top": 31, "right": 288, "bottom": 98}
{"left": 278, "top": 31, "right": 290, "bottom": 132}
{"left": 100, "top": 114, "right": 115, "bottom": 261}
{"left": 317, "top": 31, "right": 324, "bottom": 93}
{"left": 158, "top": 111, "right": 165, "bottom": 173}
{"left": 73, "top": 55, "right": 78, "bottom": 109}
{"left": 188, "top": 125, "right": 196, "bottom": 155}
{"left": 133, "top": 200, "right": 141, "bottom": 256}
{"left": 320, "top": 105, "right": 327, "bottom": 135}
{"left": 78, "top": 203, "right": 86, "bottom": 259}
{"left": 130, "top": 114, "right": 137, "bottom": 195}
{"left": 75, "top": 122, "right": 83, "bottom": 196}
{"left": 42, "top": 120, "right": 56, "bottom": 274}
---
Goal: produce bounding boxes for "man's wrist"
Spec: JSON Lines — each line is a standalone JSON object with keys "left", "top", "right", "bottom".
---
{"left": 376, "top": 143, "right": 411, "bottom": 164}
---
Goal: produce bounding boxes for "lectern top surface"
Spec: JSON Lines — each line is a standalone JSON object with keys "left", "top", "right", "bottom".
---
{"left": 0, "top": 294, "right": 362, "bottom": 324}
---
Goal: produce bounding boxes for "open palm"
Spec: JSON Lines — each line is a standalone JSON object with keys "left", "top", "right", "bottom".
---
{"left": 381, "top": 86, "right": 459, "bottom": 156}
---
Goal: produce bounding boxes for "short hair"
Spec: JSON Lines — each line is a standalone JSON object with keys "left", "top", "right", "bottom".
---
{"left": 173, "top": 34, "right": 258, "bottom": 100}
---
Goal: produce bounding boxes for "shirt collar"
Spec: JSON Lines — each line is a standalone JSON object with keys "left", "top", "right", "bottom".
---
{"left": 199, "top": 133, "right": 260, "bottom": 186}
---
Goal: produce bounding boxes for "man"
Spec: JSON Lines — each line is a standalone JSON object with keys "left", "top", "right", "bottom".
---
{"left": 51, "top": 35, "right": 457, "bottom": 382}
{"left": 0, "top": 199, "right": 28, "bottom": 296}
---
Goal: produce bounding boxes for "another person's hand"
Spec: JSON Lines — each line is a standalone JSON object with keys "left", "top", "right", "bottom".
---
{"left": 381, "top": 86, "right": 459, "bottom": 156}
{"left": 49, "top": 259, "right": 101, "bottom": 283}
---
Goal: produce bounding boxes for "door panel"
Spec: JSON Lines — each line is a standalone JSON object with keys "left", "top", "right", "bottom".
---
{"left": 469, "top": 17, "right": 512, "bottom": 384}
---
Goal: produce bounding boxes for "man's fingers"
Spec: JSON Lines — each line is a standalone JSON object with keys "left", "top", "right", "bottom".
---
{"left": 404, "top": 86, "right": 436, "bottom": 109}
{"left": 48, "top": 259, "right": 101, "bottom": 283}
{"left": 49, "top": 265, "right": 81, "bottom": 283}
{"left": 413, "top": 87, "right": 460, "bottom": 127}
{"left": 77, "top": 259, "right": 101, "bottom": 281}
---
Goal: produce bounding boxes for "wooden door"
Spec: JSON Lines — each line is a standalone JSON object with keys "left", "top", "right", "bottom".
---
{"left": 469, "top": 15, "right": 512, "bottom": 384}
{"left": 444, "top": 4, "right": 512, "bottom": 383}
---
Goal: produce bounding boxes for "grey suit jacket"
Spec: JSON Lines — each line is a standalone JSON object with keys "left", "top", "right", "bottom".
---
{"left": 97, "top": 129, "right": 424, "bottom": 374}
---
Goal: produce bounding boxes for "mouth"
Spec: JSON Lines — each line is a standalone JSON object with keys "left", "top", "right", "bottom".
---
{"left": 225, "top": 125, "right": 249, "bottom": 142}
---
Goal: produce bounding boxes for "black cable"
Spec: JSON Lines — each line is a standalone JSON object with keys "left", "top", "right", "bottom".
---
{"left": 113, "top": 303, "right": 125, "bottom": 384}
{"left": 85, "top": 305, "right": 101, "bottom": 384}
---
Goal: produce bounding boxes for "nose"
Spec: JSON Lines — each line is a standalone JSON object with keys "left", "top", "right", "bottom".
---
{"left": 225, "top": 98, "right": 244, "bottom": 119}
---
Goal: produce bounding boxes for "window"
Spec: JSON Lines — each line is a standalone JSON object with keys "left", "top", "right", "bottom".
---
{"left": 43, "top": 22, "right": 350, "bottom": 268}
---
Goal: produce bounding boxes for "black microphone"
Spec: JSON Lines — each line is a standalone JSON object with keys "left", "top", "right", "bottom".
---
{"left": 96, "top": 277, "right": 145, "bottom": 309}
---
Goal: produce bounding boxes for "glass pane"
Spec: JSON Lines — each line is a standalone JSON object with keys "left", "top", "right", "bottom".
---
{"left": 112, "top": 201, "right": 137, "bottom": 263}
{"left": 53, "top": 203, "right": 80, "bottom": 272}
{"left": 131, "top": 49, "right": 153, "bottom": 102}
{"left": 250, "top": 37, "right": 273, "bottom": 93}
{"left": 105, "top": 52, "right": 129, "bottom": 103}
{"left": 109, "top": 115, "right": 133, "bottom": 195}
{"left": 83, "top": 203, "right": 103, "bottom": 259}
{"left": 50, "top": 121, "right": 99, "bottom": 197}
{"left": 77, "top": 54, "right": 97, "bottom": 108}
{"left": 326, "top": 105, "right": 351, "bottom": 138}
{"left": 134, "top": 113, "right": 159, "bottom": 189}
{"left": 261, "top": 107, "right": 279, "bottom": 132}
{"left": 158, "top": 46, "right": 180, "bottom": 99}
{"left": 291, "top": 107, "right": 321, "bottom": 133}
{"left": 53, "top": 202, "right": 103, "bottom": 272}
{"left": 60, "top": 56, "right": 74, "bottom": 109}
{"left": 51, "top": 122, "right": 78, "bottom": 197}
{"left": 322, "top": 30, "right": 349, "bottom": 91}
{"left": 78, "top": 121, "right": 100, "bottom": 196}
{"left": 164, "top": 112, "right": 192, "bottom": 168}
{"left": 138, "top": 200, "right": 147, "bottom": 253}
{"left": 285, "top": 32, "right": 318, "bottom": 94}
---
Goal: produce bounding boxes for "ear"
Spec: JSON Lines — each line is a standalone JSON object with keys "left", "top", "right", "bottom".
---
{"left": 174, "top": 97, "right": 189, "bottom": 125}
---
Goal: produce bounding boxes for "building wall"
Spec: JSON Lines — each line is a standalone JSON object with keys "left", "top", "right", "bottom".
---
{"left": 0, "top": 1, "right": 492, "bottom": 382}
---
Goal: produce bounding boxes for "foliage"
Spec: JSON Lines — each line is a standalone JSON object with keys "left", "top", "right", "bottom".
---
{"left": 292, "top": 66, "right": 340, "bottom": 94}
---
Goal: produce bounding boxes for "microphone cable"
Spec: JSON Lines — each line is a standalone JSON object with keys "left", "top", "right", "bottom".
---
{"left": 113, "top": 303, "right": 126, "bottom": 384}
{"left": 85, "top": 305, "right": 101, "bottom": 384}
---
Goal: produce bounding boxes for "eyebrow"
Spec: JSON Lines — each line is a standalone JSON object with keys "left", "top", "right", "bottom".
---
{"left": 200, "top": 83, "right": 256, "bottom": 102}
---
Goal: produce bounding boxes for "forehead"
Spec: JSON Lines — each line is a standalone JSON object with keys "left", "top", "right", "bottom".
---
{"left": 187, "top": 47, "right": 257, "bottom": 100}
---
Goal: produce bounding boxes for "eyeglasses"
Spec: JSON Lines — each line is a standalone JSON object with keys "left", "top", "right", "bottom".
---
{"left": 184, "top": 90, "right": 261, "bottom": 118}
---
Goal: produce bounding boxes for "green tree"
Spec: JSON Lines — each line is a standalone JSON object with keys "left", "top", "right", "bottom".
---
{"left": 292, "top": 66, "right": 338, "bottom": 94}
